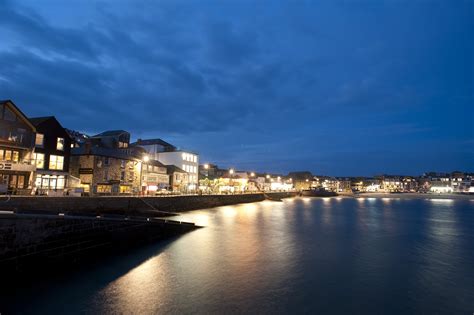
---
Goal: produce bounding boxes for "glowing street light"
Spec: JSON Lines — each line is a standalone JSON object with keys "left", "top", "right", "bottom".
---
{"left": 143, "top": 155, "right": 150, "bottom": 163}
{"left": 250, "top": 172, "right": 255, "bottom": 177}
{"left": 229, "top": 168, "right": 234, "bottom": 175}
{"left": 266, "top": 174, "right": 270, "bottom": 179}
{"left": 204, "top": 164, "right": 209, "bottom": 169}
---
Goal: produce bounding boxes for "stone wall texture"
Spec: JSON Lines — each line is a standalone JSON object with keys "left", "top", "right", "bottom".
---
{"left": 0, "top": 192, "right": 296, "bottom": 217}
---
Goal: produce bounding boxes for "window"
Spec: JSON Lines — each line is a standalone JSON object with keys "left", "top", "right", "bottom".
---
{"left": 121, "top": 171, "right": 125, "bottom": 181}
{"left": 57, "top": 176, "right": 65, "bottom": 189}
{"left": 56, "top": 137, "right": 64, "bottom": 151}
{"left": 97, "top": 185, "right": 112, "bottom": 193}
{"left": 49, "top": 155, "right": 64, "bottom": 170}
{"left": 0, "top": 149, "right": 3, "bottom": 160}
{"left": 104, "top": 157, "right": 110, "bottom": 165}
{"left": 121, "top": 160, "right": 126, "bottom": 168}
{"left": 182, "top": 164, "right": 186, "bottom": 171}
{"left": 12, "top": 151, "right": 19, "bottom": 162}
{"left": 3, "top": 107, "right": 16, "bottom": 121}
{"left": 35, "top": 133, "right": 44, "bottom": 147}
{"left": 4, "top": 150, "right": 12, "bottom": 161}
{"left": 182, "top": 153, "right": 186, "bottom": 160}
{"left": 193, "top": 155, "right": 197, "bottom": 163}
{"left": 33, "top": 153, "right": 45, "bottom": 169}
{"left": 104, "top": 169, "right": 109, "bottom": 181}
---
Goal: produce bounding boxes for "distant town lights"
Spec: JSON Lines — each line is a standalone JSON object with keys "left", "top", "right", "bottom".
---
{"left": 229, "top": 168, "right": 234, "bottom": 175}
{"left": 143, "top": 155, "right": 150, "bottom": 162}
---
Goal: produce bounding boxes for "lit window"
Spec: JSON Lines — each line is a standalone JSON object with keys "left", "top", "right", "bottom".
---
{"left": 56, "top": 137, "right": 64, "bottom": 151}
{"left": 182, "top": 153, "right": 186, "bottom": 160}
{"left": 49, "top": 155, "right": 64, "bottom": 170}
{"left": 182, "top": 164, "right": 186, "bottom": 170}
{"left": 34, "top": 153, "right": 45, "bottom": 169}
{"left": 12, "top": 151, "right": 19, "bottom": 162}
{"left": 193, "top": 156, "right": 197, "bottom": 163}
{"left": 35, "top": 133, "right": 44, "bottom": 147}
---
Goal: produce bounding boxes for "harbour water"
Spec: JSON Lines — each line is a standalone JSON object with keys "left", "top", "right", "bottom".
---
{"left": 2, "top": 197, "right": 474, "bottom": 314}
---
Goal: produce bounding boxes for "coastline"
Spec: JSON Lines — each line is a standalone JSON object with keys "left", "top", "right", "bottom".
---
{"left": 338, "top": 192, "right": 474, "bottom": 200}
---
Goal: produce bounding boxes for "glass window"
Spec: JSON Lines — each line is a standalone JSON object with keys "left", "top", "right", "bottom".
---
{"left": 35, "top": 133, "right": 44, "bottom": 147}
{"left": 4, "top": 150, "right": 12, "bottom": 161}
{"left": 97, "top": 185, "right": 112, "bottom": 193}
{"left": 104, "top": 157, "right": 110, "bottom": 165}
{"left": 34, "top": 153, "right": 45, "bottom": 169}
{"left": 35, "top": 175, "right": 42, "bottom": 188}
{"left": 57, "top": 176, "right": 65, "bottom": 189}
{"left": 3, "top": 107, "right": 16, "bottom": 121}
{"left": 56, "top": 137, "right": 64, "bottom": 151}
{"left": 12, "top": 151, "right": 19, "bottom": 162}
{"left": 0, "top": 149, "right": 4, "bottom": 160}
{"left": 42, "top": 176, "right": 50, "bottom": 189}
{"left": 49, "top": 155, "right": 64, "bottom": 170}
{"left": 121, "top": 171, "right": 125, "bottom": 180}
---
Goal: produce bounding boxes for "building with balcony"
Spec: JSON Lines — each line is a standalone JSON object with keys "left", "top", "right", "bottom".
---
{"left": 29, "top": 116, "right": 72, "bottom": 195}
{"left": 0, "top": 100, "right": 36, "bottom": 194}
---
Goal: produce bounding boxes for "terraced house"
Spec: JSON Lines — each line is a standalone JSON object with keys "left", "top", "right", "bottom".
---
{"left": 69, "top": 130, "right": 143, "bottom": 195}
{"left": 30, "top": 116, "right": 72, "bottom": 195}
{"left": 0, "top": 100, "right": 36, "bottom": 194}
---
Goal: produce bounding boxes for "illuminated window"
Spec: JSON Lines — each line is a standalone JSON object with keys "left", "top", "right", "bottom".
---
{"left": 4, "top": 150, "right": 12, "bottom": 161}
{"left": 182, "top": 153, "right": 186, "bottom": 160}
{"left": 0, "top": 149, "right": 3, "bottom": 160}
{"left": 33, "top": 153, "right": 45, "bottom": 169}
{"left": 49, "top": 155, "right": 64, "bottom": 170}
{"left": 12, "top": 151, "right": 19, "bottom": 162}
{"left": 193, "top": 155, "right": 197, "bottom": 163}
{"left": 97, "top": 185, "right": 112, "bottom": 193}
{"left": 56, "top": 137, "right": 64, "bottom": 151}
{"left": 35, "top": 133, "right": 44, "bottom": 147}
{"left": 182, "top": 164, "right": 186, "bottom": 171}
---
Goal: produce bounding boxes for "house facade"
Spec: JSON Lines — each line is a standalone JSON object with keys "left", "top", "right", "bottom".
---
{"left": 132, "top": 138, "right": 199, "bottom": 191}
{"left": 69, "top": 130, "right": 143, "bottom": 195}
{"left": 30, "top": 116, "right": 72, "bottom": 194}
{"left": 141, "top": 160, "right": 169, "bottom": 194}
{"left": 0, "top": 100, "right": 36, "bottom": 194}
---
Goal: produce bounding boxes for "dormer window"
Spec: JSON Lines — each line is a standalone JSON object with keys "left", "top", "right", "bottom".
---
{"left": 35, "top": 133, "right": 44, "bottom": 147}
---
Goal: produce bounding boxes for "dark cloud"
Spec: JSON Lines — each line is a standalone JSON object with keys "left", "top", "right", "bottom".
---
{"left": 0, "top": 0, "right": 472, "bottom": 175}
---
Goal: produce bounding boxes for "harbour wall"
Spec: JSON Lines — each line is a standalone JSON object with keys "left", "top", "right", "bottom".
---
{"left": 0, "top": 213, "right": 198, "bottom": 271}
{"left": 0, "top": 192, "right": 296, "bottom": 217}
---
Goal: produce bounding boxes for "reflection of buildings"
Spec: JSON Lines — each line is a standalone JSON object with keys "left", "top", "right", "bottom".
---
{"left": 132, "top": 138, "right": 199, "bottom": 191}
{"left": 30, "top": 116, "right": 72, "bottom": 195}
{"left": 0, "top": 100, "right": 36, "bottom": 194}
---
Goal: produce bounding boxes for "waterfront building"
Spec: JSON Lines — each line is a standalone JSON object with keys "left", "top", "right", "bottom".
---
{"left": 141, "top": 159, "right": 169, "bottom": 194}
{"left": 132, "top": 138, "right": 199, "bottom": 191}
{"left": 0, "top": 100, "right": 36, "bottom": 194}
{"left": 29, "top": 116, "right": 72, "bottom": 195}
{"left": 69, "top": 130, "right": 143, "bottom": 195}
{"left": 166, "top": 165, "right": 189, "bottom": 192}
{"left": 288, "top": 171, "right": 313, "bottom": 190}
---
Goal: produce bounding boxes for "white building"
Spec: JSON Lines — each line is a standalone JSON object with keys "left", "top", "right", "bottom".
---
{"left": 132, "top": 138, "right": 199, "bottom": 191}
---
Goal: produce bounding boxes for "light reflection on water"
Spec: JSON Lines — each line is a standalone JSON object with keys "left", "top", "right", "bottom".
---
{"left": 3, "top": 197, "right": 474, "bottom": 314}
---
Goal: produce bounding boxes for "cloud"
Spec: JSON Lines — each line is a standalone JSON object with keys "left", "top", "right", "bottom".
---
{"left": 0, "top": 0, "right": 472, "bottom": 174}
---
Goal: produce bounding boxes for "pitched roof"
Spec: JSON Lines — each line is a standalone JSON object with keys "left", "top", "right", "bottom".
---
{"left": 166, "top": 165, "right": 187, "bottom": 174}
{"left": 92, "top": 130, "right": 129, "bottom": 137}
{"left": 29, "top": 116, "right": 55, "bottom": 126}
{"left": 0, "top": 99, "right": 36, "bottom": 131}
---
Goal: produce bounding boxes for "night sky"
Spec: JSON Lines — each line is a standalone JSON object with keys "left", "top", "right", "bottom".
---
{"left": 1, "top": 0, "right": 472, "bottom": 176}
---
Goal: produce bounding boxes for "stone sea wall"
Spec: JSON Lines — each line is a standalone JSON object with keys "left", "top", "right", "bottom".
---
{"left": 0, "top": 192, "right": 296, "bottom": 217}
{"left": 0, "top": 214, "right": 198, "bottom": 271}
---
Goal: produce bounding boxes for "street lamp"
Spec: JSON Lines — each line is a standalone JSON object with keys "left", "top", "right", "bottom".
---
{"left": 143, "top": 155, "right": 150, "bottom": 163}
{"left": 250, "top": 172, "right": 255, "bottom": 177}
{"left": 266, "top": 174, "right": 270, "bottom": 179}
{"left": 204, "top": 164, "right": 209, "bottom": 169}
{"left": 229, "top": 168, "right": 234, "bottom": 175}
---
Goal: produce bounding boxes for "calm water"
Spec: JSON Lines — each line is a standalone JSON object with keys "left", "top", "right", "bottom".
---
{"left": 2, "top": 197, "right": 474, "bottom": 314}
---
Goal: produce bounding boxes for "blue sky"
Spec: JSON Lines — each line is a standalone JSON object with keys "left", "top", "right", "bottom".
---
{"left": 0, "top": 0, "right": 472, "bottom": 175}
